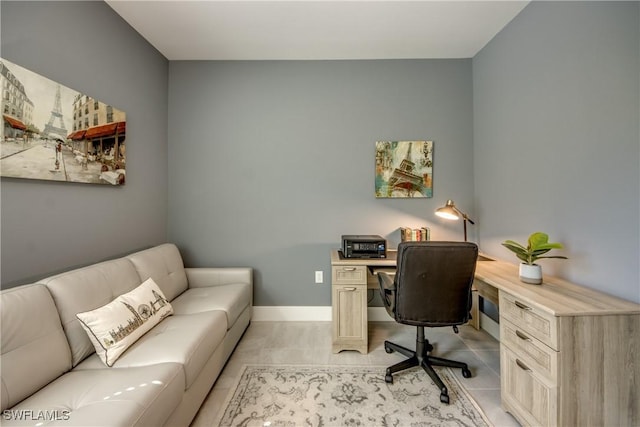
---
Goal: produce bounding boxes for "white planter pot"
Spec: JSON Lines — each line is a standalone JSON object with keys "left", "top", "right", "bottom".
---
{"left": 519, "top": 263, "right": 543, "bottom": 285}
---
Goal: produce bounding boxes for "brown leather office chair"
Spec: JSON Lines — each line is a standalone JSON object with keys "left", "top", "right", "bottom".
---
{"left": 378, "top": 241, "right": 478, "bottom": 404}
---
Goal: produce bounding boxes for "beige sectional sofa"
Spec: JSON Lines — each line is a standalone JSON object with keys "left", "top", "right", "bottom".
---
{"left": 1, "top": 243, "right": 252, "bottom": 426}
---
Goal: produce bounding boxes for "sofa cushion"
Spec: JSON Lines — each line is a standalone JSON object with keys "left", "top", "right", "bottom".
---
{"left": 5, "top": 363, "right": 184, "bottom": 427}
{"left": 1, "top": 284, "right": 71, "bottom": 411}
{"left": 171, "top": 283, "right": 251, "bottom": 329}
{"left": 40, "top": 258, "right": 142, "bottom": 367}
{"left": 75, "top": 311, "right": 227, "bottom": 390}
{"left": 76, "top": 278, "right": 174, "bottom": 367}
{"left": 126, "top": 244, "right": 188, "bottom": 302}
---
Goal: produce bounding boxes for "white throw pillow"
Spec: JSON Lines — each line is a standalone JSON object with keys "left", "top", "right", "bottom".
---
{"left": 76, "top": 278, "right": 173, "bottom": 366}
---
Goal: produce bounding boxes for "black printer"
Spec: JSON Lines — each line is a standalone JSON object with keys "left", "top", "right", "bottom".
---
{"left": 341, "top": 235, "right": 387, "bottom": 258}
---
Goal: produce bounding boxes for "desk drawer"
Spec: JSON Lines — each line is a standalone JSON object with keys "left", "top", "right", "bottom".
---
{"left": 500, "top": 291, "right": 558, "bottom": 350}
{"left": 501, "top": 345, "right": 558, "bottom": 427}
{"left": 473, "top": 279, "right": 499, "bottom": 306}
{"left": 501, "top": 318, "right": 558, "bottom": 383}
{"left": 332, "top": 266, "right": 367, "bottom": 285}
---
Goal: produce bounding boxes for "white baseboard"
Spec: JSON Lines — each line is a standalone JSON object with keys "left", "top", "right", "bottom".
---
{"left": 252, "top": 306, "right": 395, "bottom": 322}
{"left": 252, "top": 306, "right": 499, "bottom": 340}
{"left": 252, "top": 306, "right": 332, "bottom": 321}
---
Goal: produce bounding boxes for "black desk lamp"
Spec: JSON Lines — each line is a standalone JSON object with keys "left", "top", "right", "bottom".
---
{"left": 435, "top": 199, "right": 475, "bottom": 242}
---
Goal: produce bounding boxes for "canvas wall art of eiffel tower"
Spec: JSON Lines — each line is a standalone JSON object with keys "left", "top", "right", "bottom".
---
{"left": 375, "top": 140, "right": 433, "bottom": 198}
{"left": 1, "top": 57, "right": 127, "bottom": 185}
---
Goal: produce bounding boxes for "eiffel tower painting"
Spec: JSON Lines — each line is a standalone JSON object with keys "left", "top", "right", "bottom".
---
{"left": 1, "top": 57, "right": 127, "bottom": 185}
{"left": 375, "top": 140, "right": 433, "bottom": 198}
{"left": 42, "top": 85, "right": 68, "bottom": 140}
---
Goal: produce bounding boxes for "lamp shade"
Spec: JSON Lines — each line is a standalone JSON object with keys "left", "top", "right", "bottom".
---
{"left": 434, "top": 199, "right": 474, "bottom": 242}
{"left": 435, "top": 200, "right": 460, "bottom": 220}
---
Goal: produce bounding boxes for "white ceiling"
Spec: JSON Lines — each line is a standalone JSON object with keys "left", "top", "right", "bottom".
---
{"left": 105, "top": 1, "right": 529, "bottom": 60}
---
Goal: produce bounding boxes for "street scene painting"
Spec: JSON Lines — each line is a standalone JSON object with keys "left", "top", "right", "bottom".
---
{"left": 1, "top": 58, "right": 126, "bottom": 185}
{"left": 375, "top": 140, "right": 433, "bottom": 198}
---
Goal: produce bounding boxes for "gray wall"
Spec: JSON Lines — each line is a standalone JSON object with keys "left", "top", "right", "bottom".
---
{"left": 473, "top": 1, "right": 640, "bottom": 302}
{"left": 168, "top": 60, "right": 474, "bottom": 306}
{"left": 1, "top": 1, "right": 169, "bottom": 287}
{"left": 5, "top": 1, "right": 635, "bottom": 306}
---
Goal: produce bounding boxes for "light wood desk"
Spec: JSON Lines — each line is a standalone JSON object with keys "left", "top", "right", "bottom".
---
{"left": 329, "top": 249, "right": 495, "bottom": 351}
{"left": 330, "top": 249, "right": 640, "bottom": 426}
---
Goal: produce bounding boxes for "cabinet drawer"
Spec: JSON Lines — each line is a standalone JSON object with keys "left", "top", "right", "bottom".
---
{"left": 501, "top": 346, "right": 557, "bottom": 427}
{"left": 332, "top": 266, "right": 367, "bottom": 285}
{"left": 501, "top": 318, "right": 558, "bottom": 383}
{"left": 500, "top": 291, "right": 558, "bottom": 350}
{"left": 332, "top": 285, "right": 367, "bottom": 339}
{"left": 331, "top": 284, "right": 368, "bottom": 354}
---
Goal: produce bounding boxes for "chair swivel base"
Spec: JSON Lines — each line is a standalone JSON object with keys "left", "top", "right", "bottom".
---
{"left": 383, "top": 329, "right": 472, "bottom": 404}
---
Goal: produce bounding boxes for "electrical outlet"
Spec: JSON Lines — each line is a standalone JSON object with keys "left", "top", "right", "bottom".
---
{"left": 315, "top": 271, "right": 323, "bottom": 284}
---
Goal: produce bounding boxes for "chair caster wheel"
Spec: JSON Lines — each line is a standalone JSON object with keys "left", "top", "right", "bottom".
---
{"left": 462, "top": 368, "right": 472, "bottom": 378}
{"left": 385, "top": 374, "right": 393, "bottom": 384}
{"left": 440, "top": 393, "right": 450, "bottom": 404}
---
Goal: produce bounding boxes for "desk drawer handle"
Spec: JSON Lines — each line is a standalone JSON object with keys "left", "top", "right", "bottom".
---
{"left": 343, "top": 287, "right": 357, "bottom": 291}
{"left": 515, "top": 330, "right": 531, "bottom": 341}
{"left": 516, "top": 359, "right": 531, "bottom": 372}
{"left": 515, "top": 301, "right": 532, "bottom": 311}
{"left": 343, "top": 267, "right": 357, "bottom": 271}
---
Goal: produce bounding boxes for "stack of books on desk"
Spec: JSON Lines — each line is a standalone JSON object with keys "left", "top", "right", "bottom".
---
{"left": 400, "top": 227, "right": 430, "bottom": 242}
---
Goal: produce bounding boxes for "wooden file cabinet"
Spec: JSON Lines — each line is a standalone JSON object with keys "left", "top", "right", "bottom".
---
{"left": 331, "top": 265, "right": 368, "bottom": 354}
{"left": 499, "top": 292, "right": 559, "bottom": 426}
{"left": 329, "top": 250, "right": 396, "bottom": 354}
{"left": 474, "top": 261, "right": 640, "bottom": 427}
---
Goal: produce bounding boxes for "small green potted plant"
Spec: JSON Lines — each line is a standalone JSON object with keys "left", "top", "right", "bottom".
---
{"left": 502, "top": 232, "right": 567, "bottom": 284}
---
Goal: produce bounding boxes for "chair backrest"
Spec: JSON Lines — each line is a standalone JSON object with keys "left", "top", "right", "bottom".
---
{"left": 394, "top": 241, "right": 478, "bottom": 327}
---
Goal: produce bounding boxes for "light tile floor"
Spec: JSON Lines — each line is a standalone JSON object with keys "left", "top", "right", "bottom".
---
{"left": 190, "top": 321, "right": 520, "bottom": 427}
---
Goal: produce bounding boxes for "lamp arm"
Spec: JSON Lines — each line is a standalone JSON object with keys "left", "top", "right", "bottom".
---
{"left": 452, "top": 206, "right": 475, "bottom": 225}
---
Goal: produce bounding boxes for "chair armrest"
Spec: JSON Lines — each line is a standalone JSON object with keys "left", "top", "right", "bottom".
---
{"left": 185, "top": 268, "right": 253, "bottom": 288}
{"left": 378, "top": 271, "right": 395, "bottom": 291}
{"left": 378, "top": 272, "right": 396, "bottom": 316}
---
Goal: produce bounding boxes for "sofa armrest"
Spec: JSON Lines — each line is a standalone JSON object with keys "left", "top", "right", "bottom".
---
{"left": 185, "top": 268, "right": 253, "bottom": 288}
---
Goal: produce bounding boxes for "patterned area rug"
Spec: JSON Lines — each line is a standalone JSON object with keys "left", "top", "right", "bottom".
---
{"left": 214, "top": 365, "right": 492, "bottom": 427}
